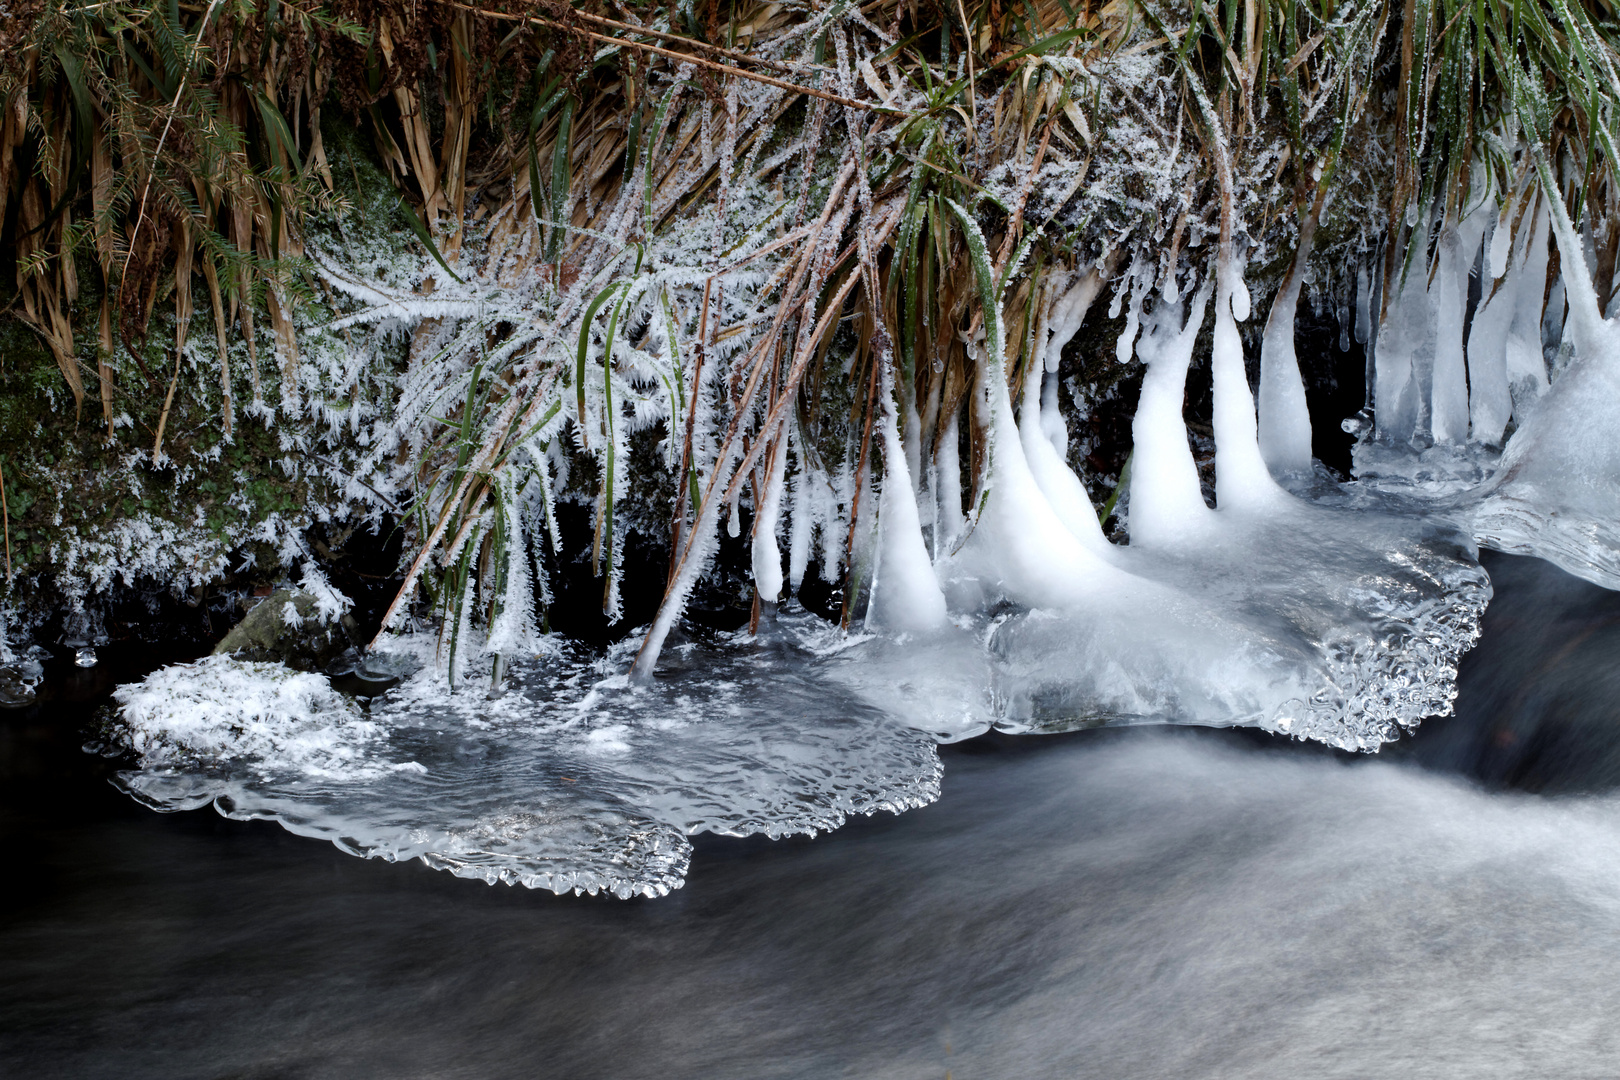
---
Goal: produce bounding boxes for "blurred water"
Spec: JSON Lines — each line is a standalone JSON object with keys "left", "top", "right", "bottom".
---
{"left": 2, "top": 550, "right": 1619, "bottom": 1078}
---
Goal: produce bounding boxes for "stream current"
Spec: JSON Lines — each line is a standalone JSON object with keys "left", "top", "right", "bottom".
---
{"left": 2, "top": 550, "right": 1619, "bottom": 1078}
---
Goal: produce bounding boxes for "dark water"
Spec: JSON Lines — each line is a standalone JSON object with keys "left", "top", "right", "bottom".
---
{"left": 3, "top": 551, "right": 1620, "bottom": 1079}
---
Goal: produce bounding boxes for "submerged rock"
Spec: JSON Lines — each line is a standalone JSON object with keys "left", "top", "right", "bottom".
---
{"left": 213, "top": 589, "right": 362, "bottom": 672}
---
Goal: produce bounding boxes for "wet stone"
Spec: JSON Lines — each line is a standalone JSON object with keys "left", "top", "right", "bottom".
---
{"left": 213, "top": 589, "right": 363, "bottom": 672}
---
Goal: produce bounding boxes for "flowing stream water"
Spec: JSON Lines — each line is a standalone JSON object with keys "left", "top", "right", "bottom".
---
{"left": 2, "top": 550, "right": 1619, "bottom": 1078}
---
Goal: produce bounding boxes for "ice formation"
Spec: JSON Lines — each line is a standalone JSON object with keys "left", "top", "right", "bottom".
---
{"left": 1258, "top": 254, "right": 1314, "bottom": 480}
{"left": 108, "top": 628, "right": 941, "bottom": 898}
{"left": 922, "top": 249, "right": 1488, "bottom": 750}
{"left": 1348, "top": 171, "right": 1620, "bottom": 592}
{"left": 114, "top": 212, "right": 1597, "bottom": 892}
{"left": 93, "top": 4, "right": 1620, "bottom": 892}
{"left": 1468, "top": 186, "right": 1620, "bottom": 589}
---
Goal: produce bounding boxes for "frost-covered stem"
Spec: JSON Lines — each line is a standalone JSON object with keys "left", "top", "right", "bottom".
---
{"left": 840, "top": 342, "right": 884, "bottom": 628}
{"left": 992, "top": 122, "right": 1053, "bottom": 270}
{"left": 438, "top": 489, "right": 493, "bottom": 581}
{"left": 369, "top": 392, "right": 524, "bottom": 648}
{"left": 152, "top": 352, "right": 183, "bottom": 460}
{"left": 954, "top": 0, "right": 979, "bottom": 126}
{"left": 714, "top": 220, "right": 889, "bottom": 516}
{"left": 713, "top": 83, "right": 739, "bottom": 251}
{"left": 0, "top": 456, "right": 11, "bottom": 580}
{"left": 1176, "top": 44, "right": 1236, "bottom": 250}
{"left": 632, "top": 203, "right": 900, "bottom": 678}
{"left": 526, "top": 18, "right": 884, "bottom": 112}
{"left": 632, "top": 272, "right": 831, "bottom": 678}
{"left": 632, "top": 334, "right": 775, "bottom": 679}
{"left": 668, "top": 306, "right": 707, "bottom": 586}
{"left": 565, "top": 8, "right": 837, "bottom": 78}
{"left": 791, "top": 99, "right": 829, "bottom": 231}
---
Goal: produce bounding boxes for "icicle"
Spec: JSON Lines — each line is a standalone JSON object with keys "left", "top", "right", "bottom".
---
{"left": 903, "top": 397, "right": 922, "bottom": 498}
{"left": 1212, "top": 247, "right": 1286, "bottom": 511}
{"left": 1487, "top": 190, "right": 1516, "bottom": 280}
{"left": 788, "top": 432, "right": 814, "bottom": 593}
{"left": 943, "top": 343, "right": 1142, "bottom": 612}
{"left": 1043, "top": 268, "right": 1106, "bottom": 374}
{"left": 1113, "top": 258, "right": 1154, "bottom": 363}
{"left": 1470, "top": 170, "right": 1620, "bottom": 591}
{"left": 934, "top": 411, "right": 966, "bottom": 551}
{"left": 820, "top": 462, "right": 850, "bottom": 584}
{"left": 1127, "top": 278, "right": 1216, "bottom": 546}
{"left": 1354, "top": 264, "right": 1372, "bottom": 346}
{"left": 1539, "top": 163, "right": 1609, "bottom": 358}
{"left": 1505, "top": 193, "right": 1553, "bottom": 405}
{"left": 1374, "top": 264, "right": 1429, "bottom": 445}
{"left": 866, "top": 367, "right": 948, "bottom": 633}
{"left": 1020, "top": 335, "right": 1113, "bottom": 556}
{"left": 1036, "top": 267, "right": 1105, "bottom": 460}
{"left": 1468, "top": 195, "right": 1527, "bottom": 445}
{"left": 1430, "top": 201, "right": 1491, "bottom": 445}
{"left": 1257, "top": 262, "right": 1314, "bottom": 479}
{"left": 751, "top": 426, "right": 789, "bottom": 605}
{"left": 1039, "top": 373, "right": 1066, "bottom": 460}
{"left": 1467, "top": 264, "right": 1515, "bottom": 445}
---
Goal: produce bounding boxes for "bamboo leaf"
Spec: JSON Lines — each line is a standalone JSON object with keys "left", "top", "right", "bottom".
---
{"left": 546, "top": 95, "right": 577, "bottom": 262}
{"left": 398, "top": 195, "right": 465, "bottom": 284}
{"left": 575, "top": 280, "right": 628, "bottom": 444}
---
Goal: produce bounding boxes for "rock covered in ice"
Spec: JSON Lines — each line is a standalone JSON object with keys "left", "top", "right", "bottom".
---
{"left": 112, "top": 656, "right": 410, "bottom": 781}
{"left": 213, "top": 585, "right": 362, "bottom": 672}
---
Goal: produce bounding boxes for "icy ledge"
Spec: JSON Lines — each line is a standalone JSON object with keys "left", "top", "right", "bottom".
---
{"left": 1348, "top": 314, "right": 1620, "bottom": 593}
{"left": 104, "top": 632, "right": 941, "bottom": 898}
{"left": 102, "top": 502, "right": 1488, "bottom": 898}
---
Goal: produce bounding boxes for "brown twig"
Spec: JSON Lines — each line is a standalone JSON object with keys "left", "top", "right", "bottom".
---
{"left": 569, "top": 8, "right": 836, "bottom": 79}
{"left": 519, "top": 17, "right": 894, "bottom": 113}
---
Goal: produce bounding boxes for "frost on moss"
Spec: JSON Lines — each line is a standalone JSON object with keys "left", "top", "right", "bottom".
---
{"left": 0, "top": 113, "right": 416, "bottom": 627}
